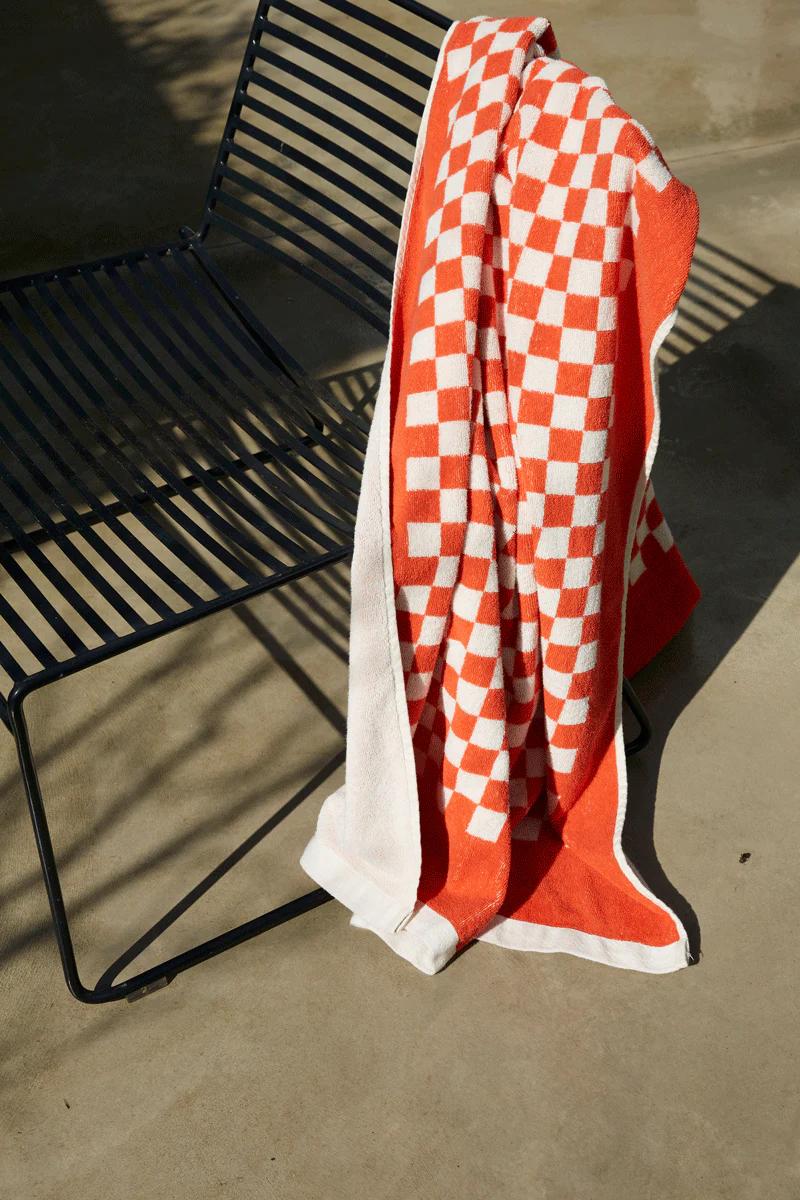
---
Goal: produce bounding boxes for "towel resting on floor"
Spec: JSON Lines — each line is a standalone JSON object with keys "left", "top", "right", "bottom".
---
{"left": 301, "top": 15, "right": 700, "bottom": 974}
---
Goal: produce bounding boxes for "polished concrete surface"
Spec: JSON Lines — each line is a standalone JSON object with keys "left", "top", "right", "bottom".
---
{"left": 1, "top": 3, "right": 798, "bottom": 1198}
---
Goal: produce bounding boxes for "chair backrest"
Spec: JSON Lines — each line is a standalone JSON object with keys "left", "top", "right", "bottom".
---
{"left": 198, "top": 0, "right": 450, "bottom": 335}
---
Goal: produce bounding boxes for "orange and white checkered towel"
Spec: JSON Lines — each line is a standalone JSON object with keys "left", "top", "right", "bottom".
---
{"left": 301, "top": 16, "right": 700, "bottom": 974}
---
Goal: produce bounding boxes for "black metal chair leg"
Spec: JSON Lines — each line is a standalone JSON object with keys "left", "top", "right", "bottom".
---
{"left": 623, "top": 677, "right": 652, "bottom": 757}
{"left": 7, "top": 685, "right": 331, "bottom": 1004}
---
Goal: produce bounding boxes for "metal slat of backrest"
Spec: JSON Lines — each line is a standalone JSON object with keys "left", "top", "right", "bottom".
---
{"left": 200, "top": 0, "right": 450, "bottom": 333}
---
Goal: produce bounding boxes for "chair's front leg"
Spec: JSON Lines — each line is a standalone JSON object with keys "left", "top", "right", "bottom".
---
{"left": 8, "top": 685, "right": 97, "bottom": 1003}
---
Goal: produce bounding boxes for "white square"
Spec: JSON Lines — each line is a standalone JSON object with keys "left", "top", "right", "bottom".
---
{"left": 585, "top": 584, "right": 602, "bottom": 614}
{"left": 589, "top": 363, "right": 614, "bottom": 398}
{"left": 538, "top": 288, "right": 566, "bottom": 325}
{"left": 575, "top": 640, "right": 598, "bottom": 672}
{"left": 446, "top": 45, "right": 471, "bottom": 81}
{"left": 603, "top": 225, "right": 622, "bottom": 261}
{"left": 555, "top": 222, "right": 580, "bottom": 256}
{"left": 418, "top": 614, "right": 445, "bottom": 646}
{"left": 551, "top": 394, "right": 588, "bottom": 431}
{"left": 466, "top": 806, "right": 507, "bottom": 842}
{"left": 560, "top": 117, "right": 584, "bottom": 154}
{"left": 560, "top": 697, "right": 590, "bottom": 725}
{"left": 471, "top": 716, "right": 505, "bottom": 750}
{"left": 407, "top": 522, "right": 441, "bottom": 558}
{"left": 467, "top": 620, "right": 499, "bottom": 657}
{"left": 439, "top": 419, "right": 470, "bottom": 455}
{"left": 567, "top": 258, "right": 603, "bottom": 296}
{"left": 452, "top": 583, "right": 482, "bottom": 622}
{"left": 425, "top": 209, "right": 442, "bottom": 247}
{"left": 582, "top": 187, "right": 608, "bottom": 226}
{"left": 550, "top": 616, "right": 584, "bottom": 646}
{"left": 538, "top": 584, "right": 560, "bottom": 616}
{"left": 537, "top": 526, "right": 571, "bottom": 559}
{"left": 406, "top": 391, "right": 438, "bottom": 426}
{"left": 444, "top": 730, "right": 469, "bottom": 768}
{"left": 505, "top": 312, "right": 535, "bottom": 354}
{"left": 443, "top": 168, "right": 467, "bottom": 204}
{"left": 543, "top": 80, "right": 580, "bottom": 116}
{"left": 570, "top": 153, "right": 596, "bottom": 188}
{"left": 522, "top": 354, "right": 558, "bottom": 393}
{"left": 437, "top": 227, "right": 462, "bottom": 261}
{"left": 560, "top": 328, "right": 597, "bottom": 365}
{"left": 579, "top": 430, "right": 607, "bottom": 463}
{"left": 434, "top": 288, "right": 466, "bottom": 325}
{"left": 563, "top": 556, "right": 593, "bottom": 587}
{"left": 597, "top": 296, "right": 617, "bottom": 330}
{"left": 517, "top": 423, "right": 550, "bottom": 459}
{"left": 464, "top": 523, "right": 494, "bottom": 559}
{"left": 456, "top": 677, "right": 486, "bottom": 716}
{"left": 543, "top": 664, "right": 572, "bottom": 699}
{"left": 455, "top": 769, "right": 487, "bottom": 803}
{"left": 396, "top": 585, "right": 430, "bottom": 614}
{"left": 410, "top": 326, "right": 435, "bottom": 364}
{"left": 517, "top": 247, "right": 553, "bottom": 287}
{"left": 436, "top": 354, "right": 469, "bottom": 390}
{"left": 451, "top": 110, "right": 477, "bottom": 147}
{"left": 572, "top": 493, "right": 601, "bottom": 525}
{"left": 538, "top": 183, "right": 568, "bottom": 220}
{"left": 522, "top": 141, "right": 557, "bottom": 182}
{"left": 440, "top": 488, "right": 467, "bottom": 522}
{"left": 406, "top": 456, "right": 440, "bottom": 491}
{"left": 545, "top": 460, "right": 579, "bottom": 495}
{"left": 549, "top": 745, "right": 577, "bottom": 774}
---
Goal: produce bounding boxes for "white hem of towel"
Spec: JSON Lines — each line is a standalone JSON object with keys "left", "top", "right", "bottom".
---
{"left": 300, "top": 835, "right": 689, "bottom": 976}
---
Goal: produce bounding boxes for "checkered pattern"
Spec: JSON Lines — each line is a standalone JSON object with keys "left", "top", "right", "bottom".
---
{"left": 388, "top": 18, "right": 693, "bottom": 925}
{"left": 629, "top": 480, "right": 675, "bottom": 585}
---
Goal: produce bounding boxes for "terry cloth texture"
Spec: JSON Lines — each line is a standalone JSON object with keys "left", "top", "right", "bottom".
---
{"left": 301, "top": 15, "right": 700, "bottom": 975}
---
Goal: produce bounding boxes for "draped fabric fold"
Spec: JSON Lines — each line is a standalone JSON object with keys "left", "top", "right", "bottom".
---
{"left": 301, "top": 16, "right": 700, "bottom": 975}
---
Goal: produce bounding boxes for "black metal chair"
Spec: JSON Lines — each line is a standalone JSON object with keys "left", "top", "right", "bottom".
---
{"left": 0, "top": 0, "right": 651, "bottom": 1003}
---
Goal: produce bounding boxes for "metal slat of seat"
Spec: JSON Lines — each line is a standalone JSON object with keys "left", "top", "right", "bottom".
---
{"left": 250, "top": 48, "right": 418, "bottom": 151}
{"left": 0, "top": 589, "right": 58, "bottom": 671}
{"left": 6, "top": 288, "right": 263, "bottom": 590}
{"left": 128, "top": 255, "right": 356, "bottom": 544}
{"left": 0, "top": 609, "right": 25, "bottom": 683}
{"left": 21, "top": 280, "right": 298, "bottom": 580}
{"left": 315, "top": 0, "right": 444, "bottom": 59}
{"left": 113, "top": 259, "right": 349, "bottom": 553}
{"left": 0, "top": 492, "right": 115, "bottom": 645}
{"left": 271, "top": 0, "right": 433, "bottom": 90}
{"left": 208, "top": 211, "right": 389, "bottom": 334}
{"left": 222, "top": 143, "right": 399, "bottom": 259}
{"left": 210, "top": 191, "right": 390, "bottom": 313}
{"left": 237, "top": 78, "right": 412, "bottom": 184}
{"left": 52, "top": 266, "right": 328, "bottom": 567}
{"left": 0, "top": 362, "right": 175, "bottom": 629}
{"left": 0, "top": 290, "right": 229, "bottom": 605}
{"left": 53, "top": 268, "right": 326, "bottom": 564}
{"left": 165, "top": 253, "right": 366, "bottom": 497}
{"left": 0, "top": 518, "right": 88, "bottom": 657}
{"left": 217, "top": 163, "right": 395, "bottom": 285}
{"left": 186, "top": 241, "right": 373, "bottom": 443}
{"left": 70, "top": 262, "right": 363, "bottom": 526}
{"left": 259, "top": 19, "right": 425, "bottom": 118}
{"left": 224, "top": 133, "right": 402, "bottom": 231}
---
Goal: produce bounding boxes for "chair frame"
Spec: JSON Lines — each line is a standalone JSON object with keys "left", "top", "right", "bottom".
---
{"left": 1, "top": 0, "right": 651, "bottom": 1003}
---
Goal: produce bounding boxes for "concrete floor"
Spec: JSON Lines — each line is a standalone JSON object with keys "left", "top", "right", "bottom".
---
{"left": 1, "top": 3, "right": 799, "bottom": 1198}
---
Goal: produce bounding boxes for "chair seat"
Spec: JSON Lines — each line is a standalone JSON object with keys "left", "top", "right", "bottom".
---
{"left": 0, "top": 239, "right": 368, "bottom": 705}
